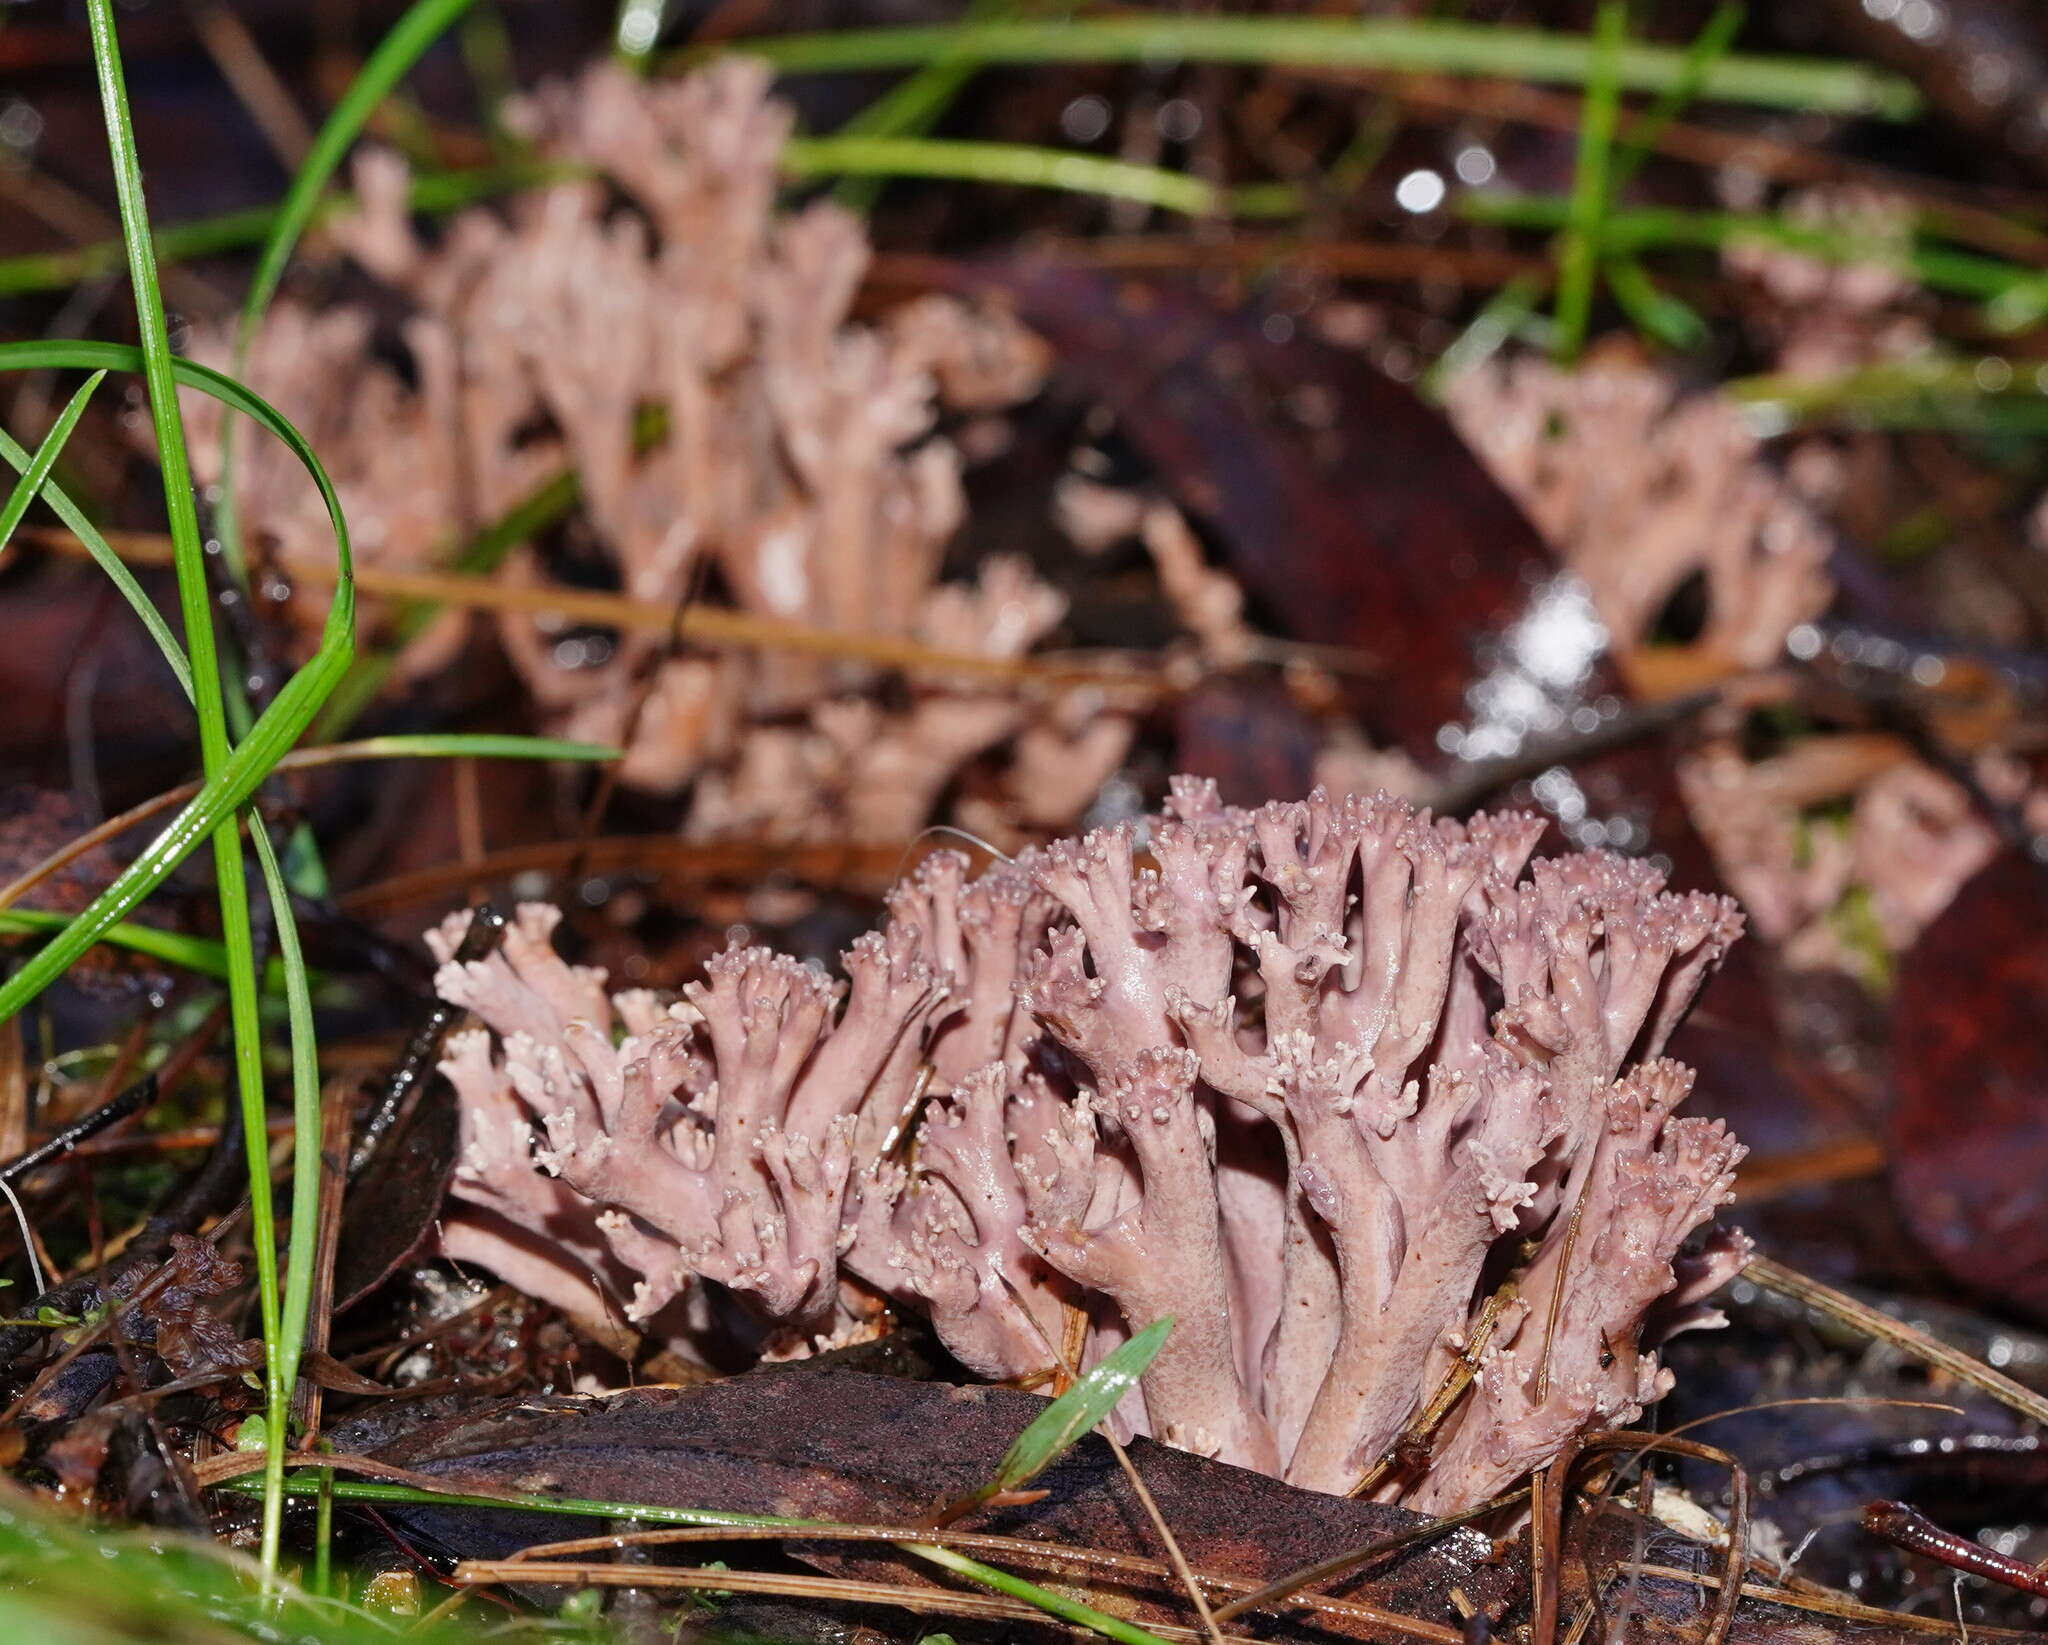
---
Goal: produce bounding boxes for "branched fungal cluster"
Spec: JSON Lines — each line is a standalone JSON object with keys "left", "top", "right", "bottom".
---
{"left": 430, "top": 780, "right": 1751, "bottom": 1508}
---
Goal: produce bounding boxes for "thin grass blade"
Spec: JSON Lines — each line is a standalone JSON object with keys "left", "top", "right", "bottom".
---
{"left": 783, "top": 135, "right": 1214, "bottom": 213}
{"left": 691, "top": 17, "right": 1920, "bottom": 119}
{"left": 1553, "top": 0, "right": 1626, "bottom": 362}
{"left": 0, "top": 372, "right": 106, "bottom": 556}
{"left": 246, "top": 817, "right": 323, "bottom": 1539}
{"left": 0, "top": 909, "right": 236, "bottom": 981}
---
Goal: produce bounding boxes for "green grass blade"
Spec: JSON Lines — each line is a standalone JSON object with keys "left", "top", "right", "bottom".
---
{"left": 1423, "top": 272, "right": 1550, "bottom": 398}
{"left": 0, "top": 345, "right": 354, "bottom": 590}
{"left": 1727, "top": 356, "right": 2048, "bottom": 433}
{"left": 0, "top": 372, "right": 105, "bottom": 556}
{"left": 1553, "top": 0, "right": 1626, "bottom": 363}
{"left": 691, "top": 18, "right": 1920, "bottom": 119}
{"left": 340, "top": 732, "right": 619, "bottom": 761}
{"left": 783, "top": 135, "right": 1215, "bottom": 213}
{"left": 1609, "top": 1, "right": 1744, "bottom": 190}
{"left": 246, "top": 816, "right": 322, "bottom": 1540}
{"left": 86, "top": 0, "right": 297, "bottom": 1573}
{"left": 237, "top": 0, "right": 482, "bottom": 342}
{"left": 1604, "top": 256, "right": 1707, "bottom": 350}
{"left": 903, "top": 1543, "right": 1176, "bottom": 1645}
{"left": 831, "top": 0, "right": 1021, "bottom": 210}
{"left": 0, "top": 910, "right": 235, "bottom": 980}
{"left": 992, "top": 1317, "right": 1170, "bottom": 1494}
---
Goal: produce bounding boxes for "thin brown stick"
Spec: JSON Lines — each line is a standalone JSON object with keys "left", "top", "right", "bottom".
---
{"left": 19, "top": 526, "right": 1158, "bottom": 692}
{"left": 494, "top": 1518, "right": 1456, "bottom": 1639}
{"left": 1533, "top": 1192, "right": 1590, "bottom": 1406}
{"left": 1743, "top": 1253, "right": 2048, "bottom": 1430}
{"left": 452, "top": 757, "right": 486, "bottom": 908}
{"left": 190, "top": 1447, "right": 532, "bottom": 1496}
{"left": 186, "top": 0, "right": 315, "bottom": 168}
{"left": 455, "top": 1560, "right": 1162, "bottom": 1630}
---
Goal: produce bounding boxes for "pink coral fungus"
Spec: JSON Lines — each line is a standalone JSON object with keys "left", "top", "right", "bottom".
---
{"left": 429, "top": 780, "right": 1750, "bottom": 1508}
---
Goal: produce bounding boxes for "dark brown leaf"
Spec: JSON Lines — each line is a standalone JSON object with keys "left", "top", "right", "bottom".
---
{"left": 360, "top": 1367, "right": 1979, "bottom": 1645}
{"left": 333, "top": 1079, "right": 460, "bottom": 1312}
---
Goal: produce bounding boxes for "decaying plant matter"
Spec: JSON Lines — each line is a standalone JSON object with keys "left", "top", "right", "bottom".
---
{"left": 429, "top": 778, "right": 1750, "bottom": 1510}
{"left": 178, "top": 60, "right": 1135, "bottom": 842}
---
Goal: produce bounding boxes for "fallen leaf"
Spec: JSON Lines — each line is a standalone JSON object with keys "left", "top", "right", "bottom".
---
{"left": 1891, "top": 851, "right": 2048, "bottom": 1321}
{"left": 356, "top": 1366, "right": 1971, "bottom": 1645}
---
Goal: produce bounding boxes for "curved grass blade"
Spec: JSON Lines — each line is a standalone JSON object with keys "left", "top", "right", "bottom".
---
{"left": 85, "top": 0, "right": 354, "bottom": 1576}
{"left": 0, "top": 335, "right": 353, "bottom": 1574}
{"left": 991, "top": 1317, "right": 1171, "bottom": 1496}
{"left": 239, "top": 0, "right": 482, "bottom": 345}
{"left": 0, "top": 372, "right": 105, "bottom": 556}
{"left": 0, "top": 909, "right": 235, "bottom": 981}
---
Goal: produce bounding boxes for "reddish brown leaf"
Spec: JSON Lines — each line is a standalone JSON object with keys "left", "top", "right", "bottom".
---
{"left": 1891, "top": 851, "right": 2048, "bottom": 1320}
{"left": 997, "top": 269, "right": 1547, "bottom": 761}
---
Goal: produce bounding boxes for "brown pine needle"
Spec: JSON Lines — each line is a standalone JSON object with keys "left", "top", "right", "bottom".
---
{"left": 455, "top": 1558, "right": 1274, "bottom": 1642}
{"left": 1612, "top": 1563, "right": 2041, "bottom": 1640}
{"left": 1351, "top": 1282, "right": 1518, "bottom": 1498}
{"left": 475, "top": 1519, "right": 1464, "bottom": 1643}
{"left": 18, "top": 525, "right": 1157, "bottom": 693}
{"left": 1743, "top": 1253, "right": 2048, "bottom": 1430}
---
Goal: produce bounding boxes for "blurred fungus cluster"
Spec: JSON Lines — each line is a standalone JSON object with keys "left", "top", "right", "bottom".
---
{"left": 1444, "top": 348, "right": 2039, "bottom": 981}
{"left": 177, "top": 60, "right": 1140, "bottom": 845}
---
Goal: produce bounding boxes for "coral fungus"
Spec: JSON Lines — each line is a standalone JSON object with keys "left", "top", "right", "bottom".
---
{"left": 428, "top": 779, "right": 1749, "bottom": 1508}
